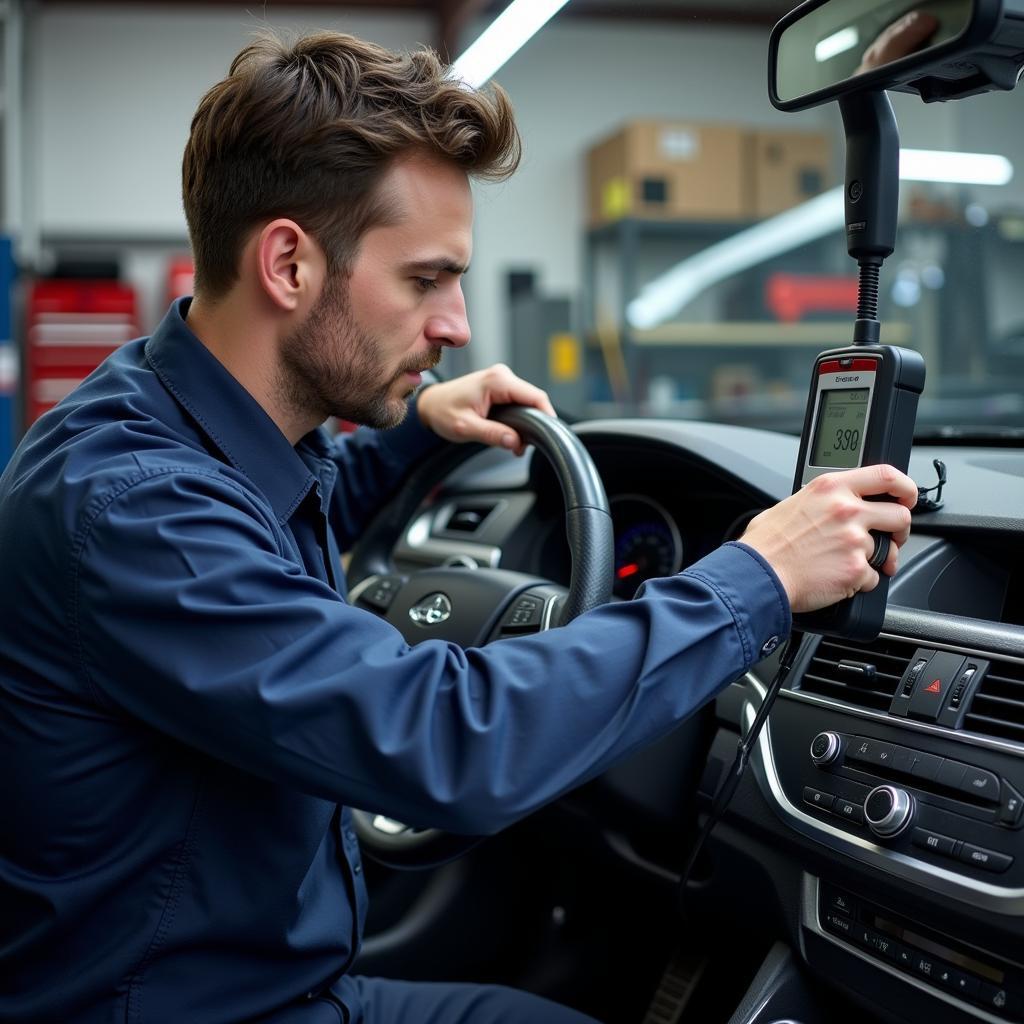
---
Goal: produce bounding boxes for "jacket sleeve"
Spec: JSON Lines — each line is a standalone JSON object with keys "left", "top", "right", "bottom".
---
{"left": 73, "top": 468, "right": 790, "bottom": 835}
{"left": 326, "top": 400, "right": 444, "bottom": 550}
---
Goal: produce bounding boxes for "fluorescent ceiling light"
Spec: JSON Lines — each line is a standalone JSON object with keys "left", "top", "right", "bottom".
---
{"left": 627, "top": 148, "right": 1013, "bottom": 329}
{"left": 451, "top": 0, "right": 571, "bottom": 88}
{"left": 900, "top": 148, "right": 1013, "bottom": 185}
{"left": 815, "top": 26, "right": 859, "bottom": 63}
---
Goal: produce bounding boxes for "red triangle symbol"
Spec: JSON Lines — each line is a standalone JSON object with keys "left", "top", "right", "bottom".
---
{"left": 925, "top": 678, "right": 942, "bottom": 694}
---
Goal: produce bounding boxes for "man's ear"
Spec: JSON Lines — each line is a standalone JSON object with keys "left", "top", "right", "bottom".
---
{"left": 254, "top": 219, "right": 323, "bottom": 312}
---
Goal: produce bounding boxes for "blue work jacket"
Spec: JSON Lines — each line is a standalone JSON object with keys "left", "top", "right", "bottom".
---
{"left": 0, "top": 299, "right": 790, "bottom": 1022}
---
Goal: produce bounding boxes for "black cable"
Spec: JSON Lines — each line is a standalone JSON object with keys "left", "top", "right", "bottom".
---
{"left": 678, "top": 630, "right": 805, "bottom": 894}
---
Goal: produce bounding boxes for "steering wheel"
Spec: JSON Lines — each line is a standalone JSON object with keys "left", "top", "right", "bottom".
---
{"left": 346, "top": 405, "right": 613, "bottom": 868}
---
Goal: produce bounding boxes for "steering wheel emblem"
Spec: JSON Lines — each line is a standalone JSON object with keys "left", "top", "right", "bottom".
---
{"left": 409, "top": 592, "right": 452, "bottom": 626}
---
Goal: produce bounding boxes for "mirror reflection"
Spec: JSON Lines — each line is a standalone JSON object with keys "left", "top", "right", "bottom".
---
{"left": 776, "top": 0, "right": 972, "bottom": 103}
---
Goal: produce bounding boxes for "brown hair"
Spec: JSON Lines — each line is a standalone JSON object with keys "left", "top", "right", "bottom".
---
{"left": 182, "top": 31, "right": 520, "bottom": 299}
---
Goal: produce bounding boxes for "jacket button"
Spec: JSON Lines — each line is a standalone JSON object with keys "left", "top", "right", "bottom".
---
{"left": 761, "top": 635, "right": 781, "bottom": 657}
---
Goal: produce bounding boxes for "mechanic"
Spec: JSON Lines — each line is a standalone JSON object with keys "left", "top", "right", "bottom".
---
{"left": 0, "top": 31, "right": 918, "bottom": 1024}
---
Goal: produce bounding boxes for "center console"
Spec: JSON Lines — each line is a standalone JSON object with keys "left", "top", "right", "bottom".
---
{"left": 749, "top": 606, "right": 1024, "bottom": 1022}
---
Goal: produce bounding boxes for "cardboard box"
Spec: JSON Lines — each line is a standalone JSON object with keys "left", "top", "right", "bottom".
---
{"left": 747, "top": 129, "right": 833, "bottom": 217}
{"left": 587, "top": 120, "right": 747, "bottom": 226}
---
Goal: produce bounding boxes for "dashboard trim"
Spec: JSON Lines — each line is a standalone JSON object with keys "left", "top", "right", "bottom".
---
{"left": 744, "top": 675, "right": 1024, "bottom": 913}
{"left": 800, "top": 874, "right": 1011, "bottom": 1024}
{"left": 394, "top": 510, "right": 502, "bottom": 569}
{"left": 789, "top": 627, "right": 1024, "bottom": 759}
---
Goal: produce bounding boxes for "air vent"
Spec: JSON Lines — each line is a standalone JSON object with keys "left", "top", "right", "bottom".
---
{"left": 963, "top": 659, "right": 1024, "bottom": 745}
{"left": 442, "top": 501, "right": 498, "bottom": 534}
{"left": 798, "top": 636, "right": 916, "bottom": 711}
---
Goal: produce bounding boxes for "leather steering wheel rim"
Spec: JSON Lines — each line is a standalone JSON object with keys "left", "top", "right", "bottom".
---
{"left": 347, "top": 405, "right": 613, "bottom": 868}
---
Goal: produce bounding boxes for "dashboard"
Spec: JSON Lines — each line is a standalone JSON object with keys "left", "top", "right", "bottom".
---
{"left": 355, "top": 418, "right": 1024, "bottom": 1024}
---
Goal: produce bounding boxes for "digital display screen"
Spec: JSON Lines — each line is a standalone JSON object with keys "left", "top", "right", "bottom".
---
{"left": 871, "top": 914, "right": 1005, "bottom": 983}
{"left": 811, "top": 387, "right": 869, "bottom": 468}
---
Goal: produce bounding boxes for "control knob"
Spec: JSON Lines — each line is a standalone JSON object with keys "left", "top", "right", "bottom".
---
{"left": 864, "top": 785, "right": 914, "bottom": 838}
{"left": 810, "top": 731, "right": 841, "bottom": 766}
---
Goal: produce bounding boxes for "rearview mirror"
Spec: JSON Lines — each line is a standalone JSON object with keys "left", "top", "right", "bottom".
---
{"left": 770, "top": 0, "right": 1023, "bottom": 109}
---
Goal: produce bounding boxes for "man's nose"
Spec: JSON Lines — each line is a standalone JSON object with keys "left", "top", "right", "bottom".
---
{"left": 425, "top": 286, "right": 471, "bottom": 349}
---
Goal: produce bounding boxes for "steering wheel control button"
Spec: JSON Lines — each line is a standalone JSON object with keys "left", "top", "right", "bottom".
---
{"left": 958, "top": 843, "right": 1014, "bottom": 874}
{"left": 359, "top": 575, "right": 402, "bottom": 612}
{"left": 803, "top": 786, "right": 835, "bottom": 812}
{"left": 864, "top": 785, "right": 913, "bottom": 837}
{"left": 912, "top": 827, "right": 957, "bottom": 858}
{"left": 810, "top": 731, "right": 841, "bottom": 766}
{"left": 833, "top": 799, "right": 864, "bottom": 825}
{"left": 760, "top": 635, "right": 780, "bottom": 657}
{"left": 500, "top": 594, "right": 545, "bottom": 634}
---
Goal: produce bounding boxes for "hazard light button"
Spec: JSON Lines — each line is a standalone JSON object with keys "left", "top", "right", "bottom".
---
{"left": 906, "top": 651, "right": 966, "bottom": 721}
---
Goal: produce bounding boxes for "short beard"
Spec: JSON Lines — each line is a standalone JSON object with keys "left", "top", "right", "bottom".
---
{"left": 278, "top": 276, "right": 436, "bottom": 431}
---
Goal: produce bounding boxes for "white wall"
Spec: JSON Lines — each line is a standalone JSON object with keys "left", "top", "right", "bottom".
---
{"left": 28, "top": 3, "right": 434, "bottom": 236}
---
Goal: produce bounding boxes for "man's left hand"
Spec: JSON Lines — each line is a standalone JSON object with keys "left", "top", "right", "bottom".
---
{"left": 416, "top": 364, "right": 556, "bottom": 455}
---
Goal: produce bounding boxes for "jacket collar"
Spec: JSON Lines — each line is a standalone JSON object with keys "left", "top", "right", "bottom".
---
{"left": 145, "top": 298, "right": 317, "bottom": 524}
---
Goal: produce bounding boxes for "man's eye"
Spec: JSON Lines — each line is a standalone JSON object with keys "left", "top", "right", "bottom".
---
{"left": 414, "top": 277, "right": 439, "bottom": 292}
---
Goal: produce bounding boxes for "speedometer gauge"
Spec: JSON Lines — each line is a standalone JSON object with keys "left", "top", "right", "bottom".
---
{"left": 610, "top": 496, "right": 683, "bottom": 599}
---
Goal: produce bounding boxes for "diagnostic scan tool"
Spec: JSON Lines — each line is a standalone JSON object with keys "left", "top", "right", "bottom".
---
{"left": 793, "top": 343, "right": 925, "bottom": 639}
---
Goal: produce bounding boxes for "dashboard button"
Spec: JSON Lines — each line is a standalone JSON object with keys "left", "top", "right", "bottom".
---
{"left": 834, "top": 800, "right": 864, "bottom": 825}
{"left": 913, "top": 953, "right": 939, "bottom": 980}
{"left": 825, "top": 889, "right": 856, "bottom": 917}
{"left": 848, "top": 737, "right": 897, "bottom": 769}
{"left": 907, "top": 652, "right": 965, "bottom": 720}
{"left": 958, "top": 766, "right": 1000, "bottom": 804}
{"left": 978, "top": 983, "right": 1017, "bottom": 1017}
{"left": 803, "top": 787, "right": 835, "bottom": 812}
{"left": 893, "top": 944, "right": 914, "bottom": 969}
{"left": 912, "top": 827, "right": 957, "bottom": 857}
{"left": 1000, "top": 783, "right": 1024, "bottom": 826}
{"left": 890, "top": 746, "right": 917, "bottom": 775}
{"left": 824, "top": 912, "right": 854, "bottom": 937}
{"left": 861, "top": 928, "right": 897, "bottom": 961}
{"left": 959, "top": 843, "right": 1014, "bottom": 873}
{"left": 847, "top": 737, "right": 875, "bottom": 763}
{"left": 865, "top": 741, "right": 896, "bottom": 768}
{"left": 910, "top": 751, "right": 943, "bottom": 782}
{"left": 948, "top": 970, "right": 981, "bottom": 1001}
{"left": 936, "top": 759, "right": 967, "bottom": 791}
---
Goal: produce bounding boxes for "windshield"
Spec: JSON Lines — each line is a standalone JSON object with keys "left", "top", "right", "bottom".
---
{"left": 465, "top": 7, "right": 1024, "bottom": 438}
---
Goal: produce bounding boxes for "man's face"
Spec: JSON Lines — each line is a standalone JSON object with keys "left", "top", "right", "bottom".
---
{"left": 280, "top": 153, "right": 473, "bottom": 430}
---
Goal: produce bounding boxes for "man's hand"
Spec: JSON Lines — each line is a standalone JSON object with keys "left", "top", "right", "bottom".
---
{"left": 416, "top": 364, "right": 556, "bottom": 455}
{"left": 740, "top": 464, "right": 917, "bottom": 614}
{"left": 856, "top": 10, "right": 939, "bottom": 75}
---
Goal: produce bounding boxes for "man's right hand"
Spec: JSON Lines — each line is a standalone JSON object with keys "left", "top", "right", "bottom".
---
{"left": 739, "top": 464, "right": 917, "bottom": 614}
